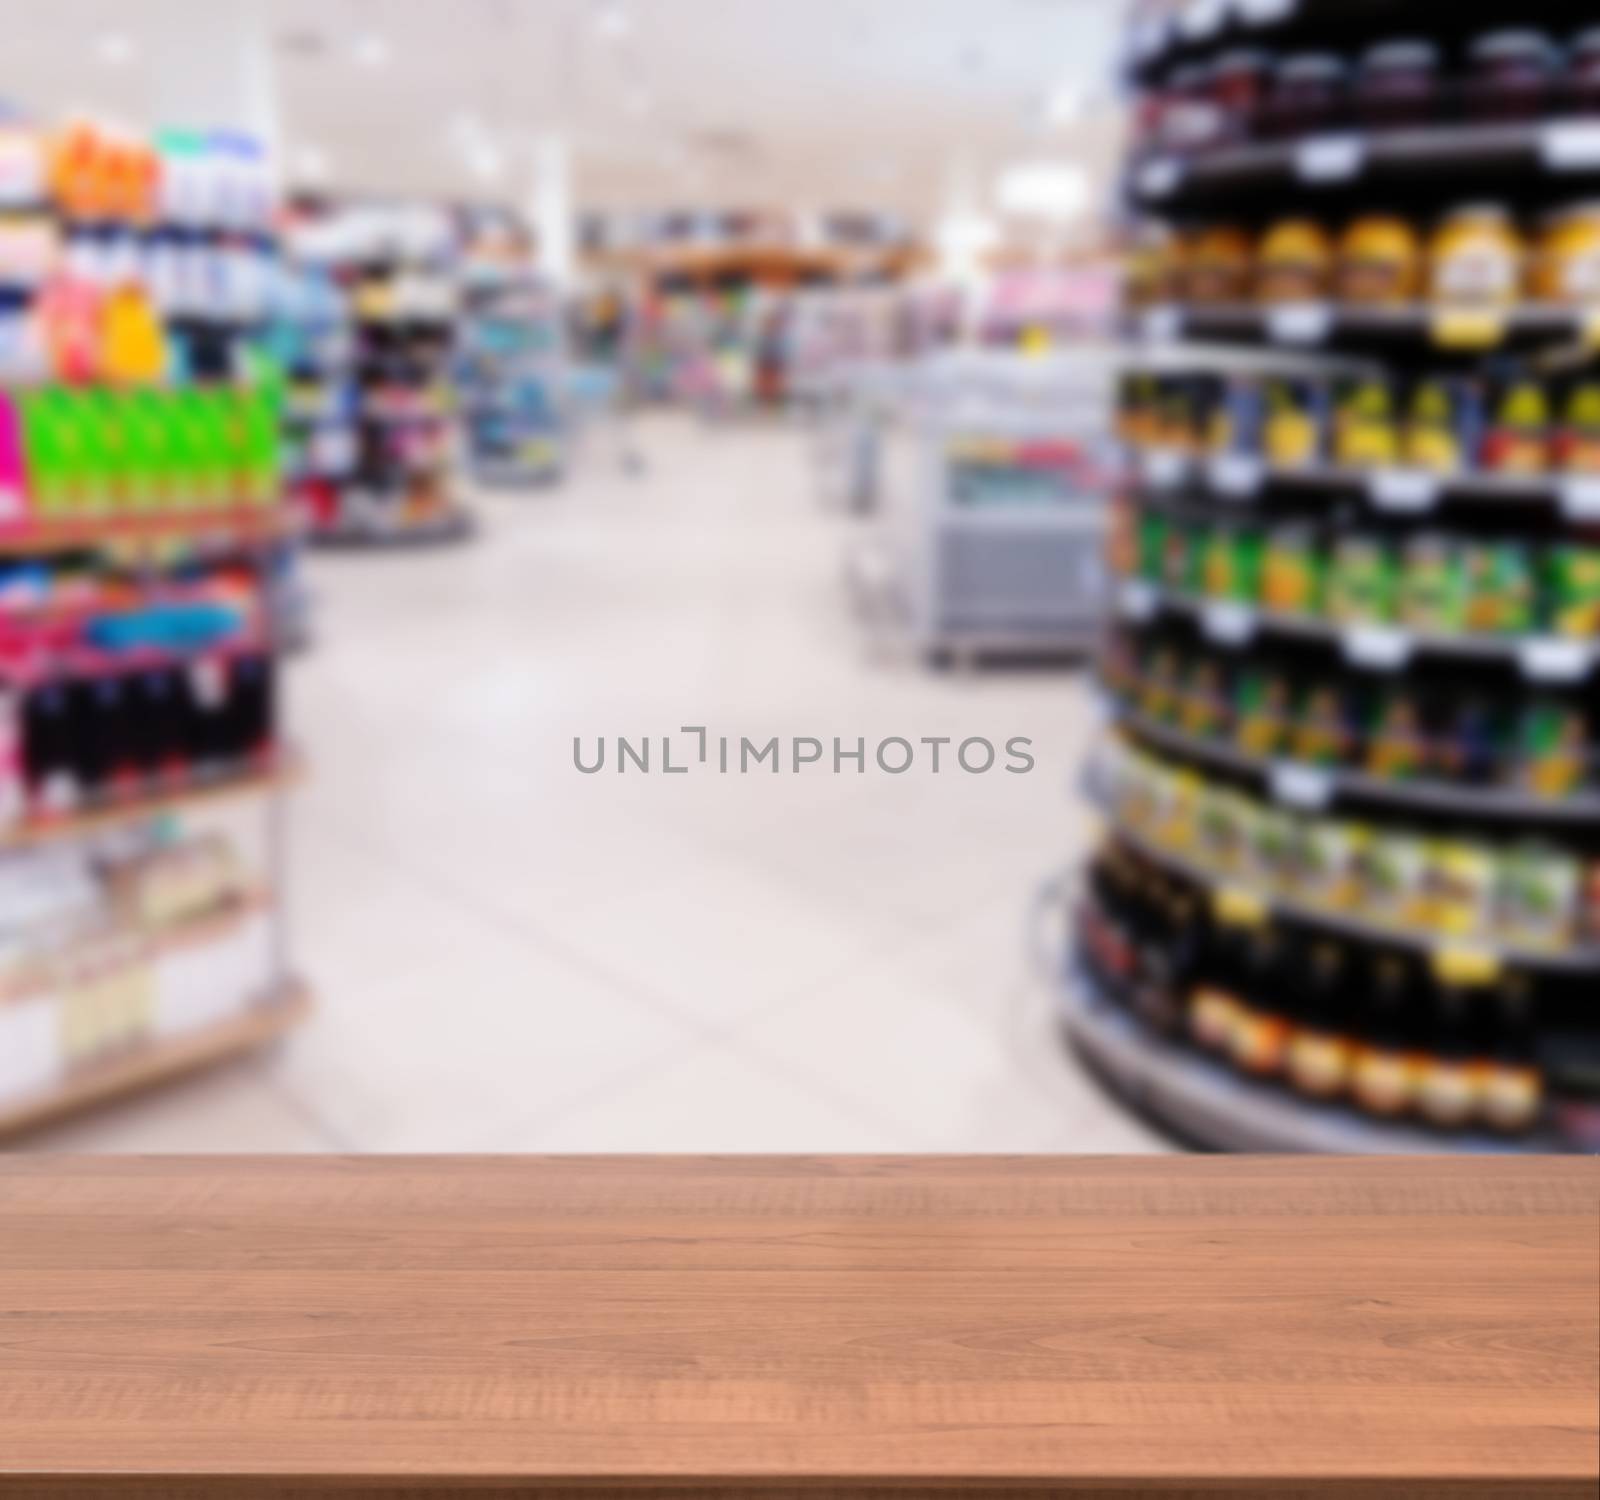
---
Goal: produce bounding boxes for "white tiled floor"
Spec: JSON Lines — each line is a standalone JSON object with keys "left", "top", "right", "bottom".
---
{"left": 22, "top": 412, "right": 1169, "bottom": 1154}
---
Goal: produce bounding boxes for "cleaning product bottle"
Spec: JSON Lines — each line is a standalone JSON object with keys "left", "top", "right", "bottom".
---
{"left": 0, "top": 390, "right": 31, "bottom": 527}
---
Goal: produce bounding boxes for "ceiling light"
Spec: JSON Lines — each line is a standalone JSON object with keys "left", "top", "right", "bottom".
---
{"left": 467, "top": 143, "right": 505, "bottom": 182}
{"left": 595, "top": 4, "right": 631, "bottom": 42}
{"left": 292, "top": 143, "right": 331, "bottom": 183}
{"left": 996, "top": 160, "right": 1090, "bottom": 221}
{"left": 352, "top": 33, "right": 390, "bottom": 67}
{"left": 96, "top": 32, "right": 137, "bottom": 66}
{"left": 1043, "top": 83, "right": 1083, "bottom": 128}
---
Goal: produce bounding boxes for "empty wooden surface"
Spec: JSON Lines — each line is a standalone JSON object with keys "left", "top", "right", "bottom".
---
{"left": 0, "top": 1155, "right": 1594, "bottom": 1498}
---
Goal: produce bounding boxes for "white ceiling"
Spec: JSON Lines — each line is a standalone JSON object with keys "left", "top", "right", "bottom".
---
{"left": 0, "top": 0, "right": 1129, "bottom": 229}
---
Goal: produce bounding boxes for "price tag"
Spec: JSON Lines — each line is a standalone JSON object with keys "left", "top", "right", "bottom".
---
{"left": 1265, "top": 302, "right": 1332, "bottom": 346}
{"left": 1135, "top": 157, "right": 1184, "bottom": 200}
{"left": 1432, "top": 945, "right": 1503, "bottom": 987}
{"left": 1141, "top": 449, "right": 1189, "bottom": 490}
{"left": 1200, "top": 600, "right": 1257, "bottom": 646}
{"left": 1118, "top": 579, "right": 1160, "bottom": 622}
{"left": 1518, "top": 637, "right": 1594, "bottom": 683}
{"left": 1343, "top": 626, "right": 1413, "bottom": 670}
{"left": 1238, "top": 0, "right": 1294, "bottom": 19}
{"left": 1269, "top": 762, "right": 1333, "bottom": 812}
{"left": 1206, "top": 452, "right": 1264, "bottom": 498}
{"left": 1213, "top": 885, "right": 1268, "bottom": 928}
{"left": 1541, "top": 120, "right": 1600, "bottom": 170}
{"left": 1141, "top": 305, "right": 1183, "bottom": 343}
{"left": 1431, "top": 307, "right": 1507, "bottom": 349}
{"left": 1367, "top": 468, "right": 1440, "bottom": 514}
{"left": 1294, "top": 133, "right": 1366, "bottom": 184}
{"left": 1559, "top": 476, "right": 1600, "bottom": 521}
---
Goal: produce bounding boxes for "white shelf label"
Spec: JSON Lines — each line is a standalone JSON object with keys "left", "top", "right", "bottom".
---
{"left": 1269, "top": 761, "right": 1333, "bottom": 812}
{"left": 1239, "top": 0, "right": 1294, "bottom": 19}
{"left": 1141, "top": 305, "right": 1184, "bottom": 343}
{"left": 1178, "top": 0, "right": 1227, "bottom": 39}
{"left": 1135, "top": 157, "right": 1184, "bottom": 200}
{"left": 1118, "top": 579, "right": 1160, "bottom": 622}
{"left": 1542, "top": 121, "right": 1600, "bottom": 171}
{"left": 1518, "top": 637, "right": 1594, "bottom": 683}
{"left": 1559, "top": 476, "right": 1600, "bottom": 521}
{"left": 1266, "top": 302, "right": 1333, "bottom": 346}
{"left": 1367, "top": 468, "right": 1440, "bottom": 514}
{"left": 1343, "top": 626, "right": 1413, "bottom": 670}
{"left": 1295, "top": 133, "right": 1366, "bottom": 184}
{"left": 1206, "top": 453, "right": 1264, "bottom": 499}
{"left": 1141, "top": 449, "right": 1189, "bottom": 490}
{"left": 1200, "top": 600, "right": 1257, "bottom": 646}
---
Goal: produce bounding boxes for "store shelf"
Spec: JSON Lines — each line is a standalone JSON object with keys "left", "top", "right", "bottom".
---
{"left": 0, "top": 979, "right": 311, "bottom": 1140}
{"left": 1117, "top": 709, "right": 1600, "bottom": 826}
{"left": 0, "top": 509, "right": 296, "bottom": 557}
{"left": 1058, "top": 965, "right": 1562, "bottom": 1153}
{"left": 1099, "top": 810, "right": 1600, "bottom": 976}
{"left": 1129, "top": 118, "right": 1600, "bottom": 211}
{"left": 1133, "top": 448, "right": 1600, "bottom": 521}
{"left": 0, "top": 757, "right": 301, "bottom": 853}
{"left": 1129, "top": 301, "right": 1599, "bottom": 355}
{"left": 1126, "top": 0, "right": 1594, "bottom": 84}
{"left": 1115, "top": 577, "right": 1600, "bottom": 681}
{"left": 310, "top": 506, "right": 476, "bottom": 550}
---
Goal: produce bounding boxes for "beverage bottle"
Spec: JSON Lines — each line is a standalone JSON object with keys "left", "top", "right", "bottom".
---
{"left": 1353, "top": 950, "right": 1422, "bottom": 1117}
{"left": 1229, "top": 921, "right": 1291, "bottom": 1077}
{"left": 1417, "top": 978, "right": 1481, "bottom": 1129}
{"left": 1287, "top": 937, "right": 1355, "bottom": 1099}
{"left": 1479, "top": 972, "right": 1542, "bottom": 1133}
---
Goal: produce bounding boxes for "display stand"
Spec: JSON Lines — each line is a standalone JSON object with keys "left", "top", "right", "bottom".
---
{"left": 0, "top": 118, "right": 309, "bottom": 1136}
{"left": 1084, "top": 0, "right": 1600, "bottom": 1152}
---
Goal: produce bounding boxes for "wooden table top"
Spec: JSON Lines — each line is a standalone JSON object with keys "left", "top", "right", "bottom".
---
{"left": 0, "top": 1155, "right": 1595, "bottom": 1499}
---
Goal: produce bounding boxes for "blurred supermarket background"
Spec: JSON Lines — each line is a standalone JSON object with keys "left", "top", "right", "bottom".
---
{"left": 2, "top": 0, "right": 1599, "bottom": 1155}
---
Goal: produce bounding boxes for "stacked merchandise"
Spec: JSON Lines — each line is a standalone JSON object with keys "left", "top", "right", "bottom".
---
{"left": 458, "top": 257, "right": 564, "bottom": 487}
{"left": 282, "top": 201, "right": 468, "bottom": 545}
{"left": 1067, "top": 0, "right": 1600, "bottom": 1152}
{"left": 0, "top": 114, "right": 305, "bottom": 1135}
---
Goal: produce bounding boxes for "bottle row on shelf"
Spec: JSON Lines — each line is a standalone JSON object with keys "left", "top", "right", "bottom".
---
{"left": 0, "top": 645, "right": 275, "bottom": 832}
{"left": 1111, "top": 502, "right": 1600, "bottom": 644}
{"left": 0, "top": 119, "right": 275, "bottom": 231}
{"left": 1135, "top": 26, "right": 1600, "bottom": 155}
{"left": 1097, "top": 736, "right": 1600, "bottom": 961}
{"left": 0, "top": 385, "right": 281, "bottom": 530}
{"left": 1104, "top": 629, "right": 1596, "bottom": 805}
{"left": 0, "top": 829, "right": 272, "bottom": 1104}
{"left": 1119, "top": 367, "right": 1600, "bottom": 483}
{"left": 1076, "top": 837, "right": 1599, "bottom": 1143}
{"left": 1126, "top": 205, "right": 1600, "bottom": 316}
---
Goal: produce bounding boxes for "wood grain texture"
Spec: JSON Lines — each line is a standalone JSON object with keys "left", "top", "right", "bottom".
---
{"left": 0, "top": 1155, "right": 1593, "bottom": 1499}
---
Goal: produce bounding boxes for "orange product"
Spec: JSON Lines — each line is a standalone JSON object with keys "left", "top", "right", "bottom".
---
{"left": 1255, "top": 219, "right": 1334, "bottom": 303}
{"left": 1338, "top": 215, "right": 1422, "bottom": 305}
{"left": 1427, "top": 204, "right": 1525, "bottom": 307}
{"left": 1183, "top": 224, "right": 1253, "bottom": 304}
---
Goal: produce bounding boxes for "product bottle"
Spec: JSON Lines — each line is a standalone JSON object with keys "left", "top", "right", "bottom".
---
{"left": 1417, "top": 979, "right": 1481, "bottom": 1130}
{"left": 1229, "top": 922, "right": 1291, "bottom": 1077}
{"left": 1352, "top": 951, "right": 1422, "bottom": 1117}
{"left": 1480, "top": 973, "right": 1543, "bottom": 1133}
{"left": 1287, "top": 937, "right": 1354, "bottom": 1099}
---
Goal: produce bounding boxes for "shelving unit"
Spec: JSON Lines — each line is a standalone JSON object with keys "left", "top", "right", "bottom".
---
{"left": 458, "top": 266, "right": 565, "bottom": 487}
{"left": 1082, "top": 1, "right": 1600, "bottom": 1152}
{"left": 281, "top": 199, "right": 472, "bottom": 546}
{"left": 0, "top": 117, "right": 309, "bottom": 1137}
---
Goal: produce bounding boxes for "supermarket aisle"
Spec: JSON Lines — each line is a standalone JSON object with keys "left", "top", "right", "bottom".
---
{"left": 25, "top": 413, "right": 1166, "bottom": 1153}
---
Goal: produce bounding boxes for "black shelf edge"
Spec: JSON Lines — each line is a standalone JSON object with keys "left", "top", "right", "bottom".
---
{"left": 1115, "top": 705, "right": 1600, "bottom": 826}
{"left": 1094, "top": 798, "right": 1600, "bottom": 976}
{"left": 1058, "top": 964, "right": 1565, "bottom": 1153}
{"left": 1113, "top": 577, "right": 1600, "bottom": 681}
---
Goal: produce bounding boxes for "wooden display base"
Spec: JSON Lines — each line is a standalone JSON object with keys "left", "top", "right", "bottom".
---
{"left": 1, "top": 758, "right": 301, "bottom": 853}
{"left": 0, "top": 979, "right": 310, "bottom": 1139}
{"left": 0, "top": 1153, "right": 1592, "bottom": 1497}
